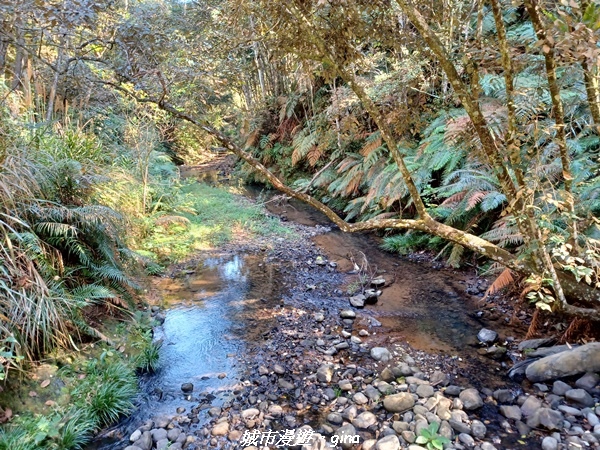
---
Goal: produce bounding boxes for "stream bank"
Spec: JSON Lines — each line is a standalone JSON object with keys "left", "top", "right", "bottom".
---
{"left": 106, "top": 180, "right": 597, "bottom": 450}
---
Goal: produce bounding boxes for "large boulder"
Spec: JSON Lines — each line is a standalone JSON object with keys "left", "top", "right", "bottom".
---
{"left": 525, "top": 342, "right": 600, "bottom": 382}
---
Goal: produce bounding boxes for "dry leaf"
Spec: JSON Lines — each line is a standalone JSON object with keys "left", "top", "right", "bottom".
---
{"left": 40, "top": 379, "right": 50, "bottom": 388}
{"left": 28, "top": 391, "right": 37, "bottom": 397}
{"left": 45, "top": 400, "right": 56, "bottom": 407}
{"left": 4, "top": 408, "right": 11, "bottom": 420}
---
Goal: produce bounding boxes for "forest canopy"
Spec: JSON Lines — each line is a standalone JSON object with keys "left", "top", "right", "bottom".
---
{"left": 1, "top": 0, "right": 600, "bottom": 350}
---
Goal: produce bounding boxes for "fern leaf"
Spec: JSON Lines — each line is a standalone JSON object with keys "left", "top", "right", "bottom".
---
{"left": 485, "top": 269, "right": 515, "bottom": 297}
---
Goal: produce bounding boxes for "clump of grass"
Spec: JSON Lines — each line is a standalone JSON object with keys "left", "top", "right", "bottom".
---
{"left": 0, "top": 351, "right": 138, "bottom": 450}
{"left": 130, "top": 325, "right": 161, "bottom": 373}
{"left": 141, "top": 182, "right": 293, "bottom": 262}
{"left": 71, "top": 354, "right": 138, "bottom": 427}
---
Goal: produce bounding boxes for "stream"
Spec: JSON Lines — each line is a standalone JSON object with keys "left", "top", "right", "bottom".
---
{"left": 89, "top": 178, "right": 521, "bottom": 449}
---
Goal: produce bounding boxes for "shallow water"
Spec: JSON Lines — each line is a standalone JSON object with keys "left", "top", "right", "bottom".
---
{"left": 88, "top": 253, "right": 283, "bottom": 449}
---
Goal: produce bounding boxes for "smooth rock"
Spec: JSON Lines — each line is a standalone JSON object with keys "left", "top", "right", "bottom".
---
{"left": 541, "top": 436, "right": 559, "bottom": 450}
{"left": 565, "top": 388, "right": 595, "bottom": 407}
{"left": 525, "top": 342, "right": 600, "bottom": 382}
{"left": 211, "top": 421, "right": 229, "bottom": 436}
{"left": 553, "top": 380, "right": 572, "bottom": 396}
{"left": 500, "top": 405, "right": 522, "bottom": 421}
{"left": 130, "top": 429, "right": 142, "bottom": 442}
{"left": 471, "top": 420, "right": 487, "bottom": 439}
{"left": 375, "top": 435, "right": 400, "bottom": 450}
{"left": 151, "top": 429, "right": 168, "bottom": 442}
{"left": 575, "top": 372, "right": 599, "bottom": 392}
{"left": 181, "top": 383, "right": 193, "bottom": 393}
{"left": 459, "top": 388, "right": 483, "bottom": 410}
{"left": 518, "top": 337, "right": 555, "bottom": 351}
{"left": 167, "top": 428, "right": 181, "bottom": 442}
{"left": 278, "top": 379, "right": 295, "bottom": 390}
{"left": 416, "top": 384, "right": 434, "bottom": 398}
{"left": 353, "top": 392, "right": 368, "bottom": 405}
{"left": 520, "top": 396, "right": 542, "bottom": 417}
{"left": 241, "top": 408, "right": 260, "bottom": 420}
{"left": 459, "top": 433, "right": 475, "bottom": 447}
{"left": 477, "top": 328, "right": 498, "bottom": 344}
{"left": 353, "top": 411, "right": 377, "bottom": 429}
{"left": 327, "top": 412, "right": 343, "bottom": 425}
{"left": 350, "top": 294, "right": 366, "bottom": 308}
{"left": 371, "top": 347, "right": 391, "bottom": 362}
{"left": 383, "top": 393, "right": 415, "bottom": 412}
{"left": 526, "top": 408, "right": 563, "bottom": 430}
{"left": 380, "top": 367, "right": 395, "bottom": 382}
{"left": 493, "top": 389, "right": 517, "bottom": 404}
{"left": 136, "top": 431, "right": 152, "bottom": 450}
{"left": 340, "top": 309, "right": 356, "bottom": 319}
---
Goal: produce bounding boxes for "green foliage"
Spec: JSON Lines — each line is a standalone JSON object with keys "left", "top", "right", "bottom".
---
{"left": 415, "top": 422, "right": 450, "bottom": 450}
{"left": 0, "top": 336, "right": 24, "bottom": 381}
{"left": 0, "top": 351, "right": 137, "bottom": 450}
{"left": 70, "top": 353, "right": 138, "bottom": 427}
{"left": 130, "top": 326, "right": 161, "bottom": 373}
{"left": 381, "top": 232, "right": 442, "bottom": 255}
{"left": 141, "top": 182, "right": 293, "bottom": 262}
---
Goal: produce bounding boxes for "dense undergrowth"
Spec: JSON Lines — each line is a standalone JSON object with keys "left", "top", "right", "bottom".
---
{"left": 0, "top": 75, "right": 291, "bottom": 447}
{"left": 234, "top": 5, "right": 600, "bottom": 279}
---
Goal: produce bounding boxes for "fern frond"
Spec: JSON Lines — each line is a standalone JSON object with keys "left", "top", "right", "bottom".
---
{"left": 485, "top": 269, "right": 515, "bottom": 297}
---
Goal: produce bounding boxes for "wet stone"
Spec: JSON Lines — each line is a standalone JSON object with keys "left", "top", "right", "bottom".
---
{"left": 477, "top": 328, "right": 498, "bottom": 344}
{"left": 151, "top": 429, "right": 168, "bottom": 442}
{"left": 130, "top": 430, "right": 142, "bottom": 442}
